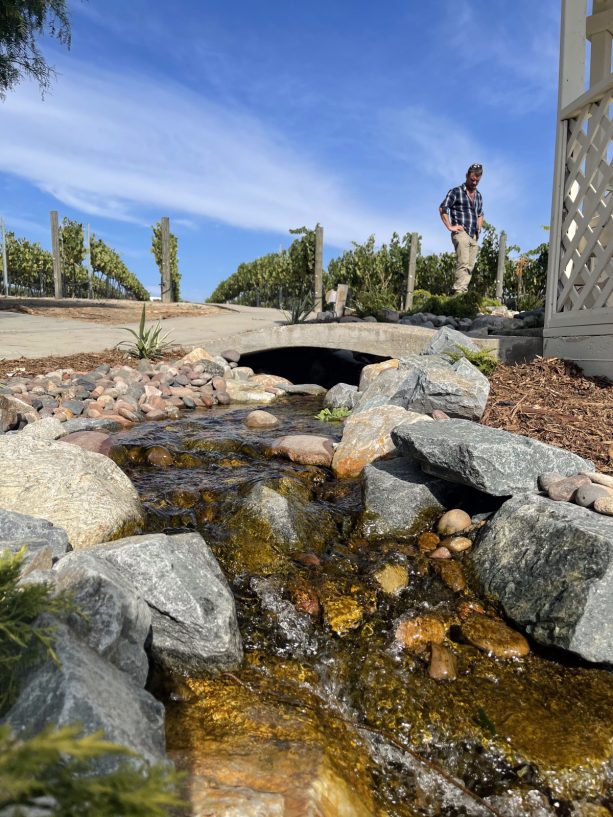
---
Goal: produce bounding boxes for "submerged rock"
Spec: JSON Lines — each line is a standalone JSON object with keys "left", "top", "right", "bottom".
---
{"left": 270, "top": 434, "right": 336, "bottom": 467}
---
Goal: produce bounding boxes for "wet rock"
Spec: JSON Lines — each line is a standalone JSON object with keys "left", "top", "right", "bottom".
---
{"left": 225, "top": 381, "right": 277, "bottom": 404}
{"left": 469, "top": 493, "right": 613, "bottom": 663}
{"left": 456, "top": 599, "right": 486, "bottom": 620}
{"left": 392, "top": 419, "right": 594, "bottom": 496}
{"left": 574, "top": 482, "right": 613, "bottom": 508}
{"left": 0, "top": 435, "right": 143, "bottom": 550}
{"left": 323, "top": 594, "right": 364, "bottom": 635}
{"left": 358, "top": 458, "right": 451, "bottom": 540}
{"left": 445, "top": 535, "right": 472, "bottom": 553}
{"left": 244, "top": 409, "right": 280, "bottom": 429}
{"left": 430, "top": 546, "right": 451, "bottom": 560}
{"left": 323, "top": 382, "right": 359, "bottom": 411}
{"left": 278, "top": 383, "right": 327, "bottom": 395}
{"left": 373, "top": 563, "right": 409, "bottom": 595}
{"left": 358, "top": 359, "right": 399, "bottom": 392}
{"left": 394, "top": 614, "right": 446, "bottom": 653}
{"left": 332, "top": 406, "right": 429, "bottom": 478}
{"left": 461, "top": 614, "right": 530, "bottom": 658}
{"left": 146, "top": 445, "right": 174, "bottom": 467}
{"left": 437, "top": 560, "right": 466, "bottom": 592}
{"left": 428, "top": 644, "right": 458, "bottom": 680}
{"left": 290, "top": 584, "right": 321, "bottom": 619}
{"left": 92, "top": 532, "right": 242, "bottom": 674}
{"left": 437, "top": 509, "right": 471, "bottom": 535}
{"left": 270, "top": 434, "right": 335, "bottom": 467}
{"left": 547, "top": 473, "right": 591, "bottom": 502}
{"left": 418, "top": 531, "right": 440, "bottom": 551}
{"left": 53, "top": 551, "right": 151, "bottom": 686}
{"left": 59, "top": 430, "right": 113, "bottom": 455}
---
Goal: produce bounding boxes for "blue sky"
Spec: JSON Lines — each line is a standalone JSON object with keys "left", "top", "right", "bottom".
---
{"left": 1, "top": 0, "right": 565, "bottom": 301}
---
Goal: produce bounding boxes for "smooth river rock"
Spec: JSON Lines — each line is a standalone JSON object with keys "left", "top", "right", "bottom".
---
{"left": 270, "top": 434, "right": 336, "bottom": 467}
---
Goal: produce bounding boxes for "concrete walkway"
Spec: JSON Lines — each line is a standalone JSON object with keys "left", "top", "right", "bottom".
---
{"left": 0, "top": 304, "right": 287, "bottom": 360}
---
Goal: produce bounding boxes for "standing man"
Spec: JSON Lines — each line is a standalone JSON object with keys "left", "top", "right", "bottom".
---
{"left": 439, "top": 163, "right": 484, "bottom": 294}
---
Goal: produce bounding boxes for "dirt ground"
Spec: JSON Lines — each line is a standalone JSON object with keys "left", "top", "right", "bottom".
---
{"left": 0, "top": 297, "right": 610, "bottom": 474}
{"left": 0, "top": 297, "right": 223, "bottom": 325}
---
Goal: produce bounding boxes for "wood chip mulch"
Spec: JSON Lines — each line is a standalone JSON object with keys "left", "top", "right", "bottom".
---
{"left": 482, "top": 356, "right": 613, "bottom": 474}
{"left": 1, "top": 351, "right": 612, "bottom": 474}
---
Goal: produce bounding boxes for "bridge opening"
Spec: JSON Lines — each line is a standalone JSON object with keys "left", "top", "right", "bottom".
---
{"left": 239, "top": 346, "right": 389, "bottom": 389}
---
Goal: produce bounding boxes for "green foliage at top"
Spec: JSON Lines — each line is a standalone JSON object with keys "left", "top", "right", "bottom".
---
{"left": 0, "top": 547, "right": 72, "bottom": 716}
{"left": 314, "top": 407, "right": 351, "bottom": 422}
{"left": 207, "top": 226, "right": 317, "bottom": 307}
{"left": 0, "top": 547, "right": 183, "bottom": 815}
{"left": 90, "top": 234, "right": 151, "bottom": 301}
{"left": 0, "top": 0, "right": 71, "bottom": 99}
{"left": 151, "top": 221, "right": 181, "bottom": 301}
{"left": 409, "top": 291, "right": 483, "bottom": 319}
{"left": 0, "top": 231, "right": 53, "bottom": 296}
{"left": 447, "top": 346, "right": 499, "bottom": 377}
{"left": 116, "top": 304, "right": 172, "bottom": 359}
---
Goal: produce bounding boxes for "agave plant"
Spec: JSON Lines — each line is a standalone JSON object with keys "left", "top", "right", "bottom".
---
{"left": 116, "top": 304, "right": 172, "bottom": 359}
{"left": 282, "top": 292, "right": 314, "bottom": 325}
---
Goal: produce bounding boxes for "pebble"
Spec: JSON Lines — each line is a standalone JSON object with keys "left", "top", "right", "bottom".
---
{"left": 444, "top": 536, "right": 472, "bottom": 553}
{"left": 461, "top": 614, "right": 530, "bottom": 658}
{"left": 395, "top": 615, "right": 446, "bottom": 654}
{"left": 547, "top": 473, "right": 591, "bottom": 502}
{"left": 418, "top": 532, "right": 440, "bottom": 552}
{"left": 594, "top": 495, "right": 613, "bottom": 515}
{"left": 430, "top": 546, "right": 451, "bottom": 560}
{"left": 373, "top": 564, "right": 409, "bottom": 595}
{"left": 146, "top": 446, "right": 174, "bottom": 467}
{"left": 244, "top": 410, "right": 281, "bottom": 429}
{"left": 428, "top": 644, "right": 457, "bottom": 681}
{"left": 574, "top": 483, "right": 613, "bottom": 508}
{"left": 538, "top": 471, "right": 563, "bottom": 491}
{"left": 437, "top": 560, "right": 466, "bottom": 592}
{"left": 437, "top": 509, "right": 471, "bottom": 536}
{"left": 456, "top": 600, "right": 485, "bottom": 620}
{"left": 585, "top": 471, "right": 613, "bottom": 489}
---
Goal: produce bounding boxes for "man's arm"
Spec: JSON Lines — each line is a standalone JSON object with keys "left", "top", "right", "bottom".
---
{"left": 439, "top": 191, "right": 464, "bottom": 233}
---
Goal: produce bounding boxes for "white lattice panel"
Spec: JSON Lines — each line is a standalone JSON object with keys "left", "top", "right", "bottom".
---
{"left": 556, "top": 87, "right": 613, "bottom": 315}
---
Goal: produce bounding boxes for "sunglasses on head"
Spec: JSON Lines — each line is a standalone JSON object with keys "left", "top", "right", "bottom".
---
{"left": 468, "top": 164, "right": 483, "bottom": 172}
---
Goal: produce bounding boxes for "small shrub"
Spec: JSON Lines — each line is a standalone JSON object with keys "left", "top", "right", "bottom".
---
{"left": 448, "top": 346, "right": 499, "bottom": 377}
{"left": 409, "top": 291, "right": 483, "bottom": 319}
{"left": 352, "top": 288, "right": 396, "bottom": 318}
{"left": 481, "top": 296, "right": 502, "bottom": 309}
{"left": 116, "top": 304, "right": 172, "bottom": 359}
{"left": 282, "top": 292, "right": 314, "bottom": 324}
{"left": 314, "top": 407, "right": 351, "bottom": 422}
{"left": 516, "top": 292, "right": 545, "bottom": 312}
{"left": 409, "top": 289, "right": 433, "bottom": 312}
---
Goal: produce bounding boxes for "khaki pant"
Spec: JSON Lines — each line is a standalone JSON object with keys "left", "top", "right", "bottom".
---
{"left": 451, "top": 231, "right": 479, "bottom": 293}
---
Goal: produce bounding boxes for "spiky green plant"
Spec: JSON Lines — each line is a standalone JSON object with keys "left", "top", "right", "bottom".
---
{"left": 282, "top": 292, "right": 314, "bottom": 324}
{"left": 116, "top": 304, "right": 172, "bottom": 359}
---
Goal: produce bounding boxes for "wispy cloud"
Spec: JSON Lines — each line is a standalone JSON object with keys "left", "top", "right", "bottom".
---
{"left": 0, "top": 61, "right": 423, "bottom": 249}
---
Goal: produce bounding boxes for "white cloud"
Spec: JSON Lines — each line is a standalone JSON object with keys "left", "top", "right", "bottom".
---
{"left": 0, "top": 61, "right": 421, "bottom": 250}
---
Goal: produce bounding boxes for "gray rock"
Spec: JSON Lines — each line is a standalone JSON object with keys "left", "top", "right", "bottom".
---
{"left": 352, "top": 394, "right": 393, "bottom": 415}
{"left": 391, "top": 419, "right": 594, "bottom": 496}
{"left": 0, "top": 509, "right": 69, "bottom": 561}
{"left": 62, "top": 417, "right": 125, "bottom": 433}
{"left": 19, "top": 417, "right": 66, "bottom": 440}
{"left": 469, "top": 493, "right": 613, "bottom": 663}
{"left": 391, "top": 357, "right": 489, "bottom": 421}
{"left": 3, "top": 622, "right": 166, "bottom": 773}
{"left": 54, "top": 551, "right": 152, "bottom": 686}
{"left": 0, "top": 394, "right": 38, "bottom": 432}
{"left": 358, "top": 458, "right": 452, "bottom": 540}
{"left": 356, "top": 367, "right": 406, "bottom": 406}
{"left": 323, "top": 383, "right": 359, "bottom": 411}
{"left": 470, "top": 315, "right": 505, "bottom": 331}
{"left": 574, "top": 483, "right": 612, "bottom": 508}
{"left": 278, "top": 383, "right": 327, "bottom": 395}
{"left": 221, "top": 348, "right": 241, "bottom": 363}
{"left": 0, "top": 435, "right": 143, "bottom": 550}
{"left": 92, "top": 532, "right": 242, "bottom": 675}
{"left": 420, "top": 326, "right": 479, "bottom": 358}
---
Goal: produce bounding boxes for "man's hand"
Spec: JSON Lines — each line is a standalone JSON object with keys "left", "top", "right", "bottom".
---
{"left": 450, "top": 224, "right": 464, "bottom": 233}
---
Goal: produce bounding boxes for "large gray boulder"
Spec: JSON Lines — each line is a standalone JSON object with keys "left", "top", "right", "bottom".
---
{"left": 91, "top": 532, "right": 243, "bottom": 675}
{"left": 420, "top": 326, "right": 480, "bottom": 358}
{"left": 392, "top": 419, "right": 594, "bottom": 496}
{"left": 356, "top": 367, "right": 406, "bottom": 407}
{"left": 0, "top": 508, "right": 69, "bottom": 561}
{"left": 323, "top": 382, "right": 359, "bottom": 411}
{"left": 54, "top": 551, "right": 152, "bottom": 687}
{"left": 0, "top": 435, "right": 143, "bottom": 549}
{"left": 3, "top": 622, "right": 166, "bottom": 774}
{"left": 357, "top": 458, "right": 452, "bottom": 540}
{"left": 468, "top": 493, "right": 613, "bottom": 663}
{"left": 390, "top": 357, "right": 489, "bottom": 421}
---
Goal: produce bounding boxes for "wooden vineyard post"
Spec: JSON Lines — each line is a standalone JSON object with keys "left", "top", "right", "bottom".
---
{"left": 404, "top": 232, "right": 418, "bottom": 311}
{"left": 496, "top": 231, "right": 506, "bottom": 301}
{"left": 160, "top": 216, "right": 172, "bottom": 303}
{"left": 50, "top": 210, "right": 62, "bottom": 298}
{"left": 314, "top": 224, "right": 323, "bottom": 312}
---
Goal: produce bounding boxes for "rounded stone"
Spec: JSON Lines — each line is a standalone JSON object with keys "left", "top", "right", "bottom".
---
{"left": 244, "top": 410, "right": 281, "bottom": 429}
{"left": 574, "top": 483, "right": 613, "bottom": 508}
{"left": 538, "top": 471, "right": 563, "bottom": 491}
{"left": 444, "top": 536, "right": 472, "bottom": 553}
{"left": 373, "top": 563, "right": 409, "bottom": 596}
{"left": 437, "top": 560, "right": 466, "bottom": 592}
{"left": 418, "top": 532, "right": 440, "bottom": 552}
{"left": 394, "top": 615, "right": 446, "bottom": 654}
{"left": 586, "top": 471, "right": 613, "bottom": 489}
{"left": 430, "top": 546, "right": 451, "bottom": 560}
{"left": 456, "top": 600, "right": 485, "bottom": 620}
{"left": 428, "top": 644, "right": 457, "bottom": 681}
{"left": 146, "top": 445, "right": 174, "bottom": 467}
{"left": 461, "top": 614, "right": 530, "bottom": 658}
{"left": 547, "top": 473, "right": 591, "bottom": 502}
{"left": 594, "top": 495, "right": 613, "bottom": 515}
{"left": 437, "top": 509, "right": 471, "bottom": 536}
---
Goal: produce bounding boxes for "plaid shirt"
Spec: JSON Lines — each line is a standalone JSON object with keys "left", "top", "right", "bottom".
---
{"left": 440, "top": 183, "right": 484, "bottom": 238}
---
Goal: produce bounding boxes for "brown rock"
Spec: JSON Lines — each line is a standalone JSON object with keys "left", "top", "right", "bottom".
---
{"left": 437, "top": 560, "right": 466, "bottom": 592}
{"left": 373, "top": 563, "right": 409, "bottom": 595}
{"left": 444, "top": 536, "right": 472, "bottom": 553}
{"left": 358, "top": 359, "right": 399, "bottom": 391}
{"left": 437, "top": 509, "right": 471, "bottom": 536}
{"left": 146, "top": 445, "right": 174, "bottom": 467}
{"left": 594, "top": 495, "right": 613, "bottom": 515}
{"left": 60, "top": 431, "right": 113, "bottom": 456}
{"left": 244, "top": 410, "right": 281, "bottom": 429}
{"left": 292, "top": 551, "right": 322, "bottom": 568}
{"left": 538, "top": 471, "right": 563, "bottom": 491}
{"left": 428, "top": 644, "right": 457, "bottom": 680}
{"left": 394, "top": 615, "right": 446, "bottom": 654}
{"left": 547, "top": 473, "right": 591, "bottom": 502}
{"left": 418, "top": 531, "right": 440, "bottom": 552}
{"left": 586, "top": 471, "right": 613, "bottom": 489}
{"left": 431, "top": 409, "right": 450, "bottom": 421}
{"left": 456, "top": 600, "right": 485, "bottom": 620}
{"left": 461, "top": 614, "right": 530, "bottom": 658}
{"left": 270, "top": 434, "right": 335, "bottom": 467}
{"left": 211, "top": 376, "right": 227, "bottom": 391}
{"left": 430, "top": 546, "right": 451, "bottom": 560}
{"left": 291, "top": 586, "right": 321, "bottom": 619}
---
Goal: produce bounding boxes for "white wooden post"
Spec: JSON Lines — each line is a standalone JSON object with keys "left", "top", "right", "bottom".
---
{"left": 50, "top": 210, "right": 63, "bottom": 299}
{"left": 496, "top": 231, "right": 506, "bottom": 301}
{"left": 404, "top": 232, "right": 418, "bottom": 311}
{"left": 0, "top": 218, "right": 8, "bottom": 296}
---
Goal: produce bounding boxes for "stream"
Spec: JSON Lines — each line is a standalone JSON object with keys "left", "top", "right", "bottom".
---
{"left": 110, "top": 395, "right": 613, "bottom": 817}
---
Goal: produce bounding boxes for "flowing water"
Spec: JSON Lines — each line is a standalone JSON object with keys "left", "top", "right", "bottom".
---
{"left": 111, "top": 397, "right": 613, "bottom": 817}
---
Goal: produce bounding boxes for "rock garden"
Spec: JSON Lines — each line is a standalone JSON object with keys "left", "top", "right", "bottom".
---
{"left": 1, "top": 326, "right": 612, "bottom": 817}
